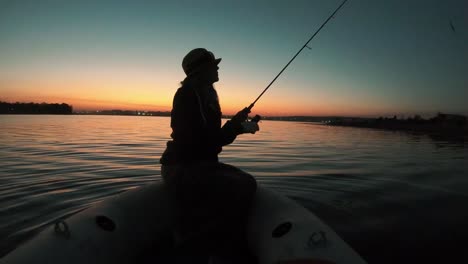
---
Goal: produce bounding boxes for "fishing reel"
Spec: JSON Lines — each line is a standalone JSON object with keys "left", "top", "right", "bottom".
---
{"left": 251, "top": 114, "right": 262, "bottom": 123}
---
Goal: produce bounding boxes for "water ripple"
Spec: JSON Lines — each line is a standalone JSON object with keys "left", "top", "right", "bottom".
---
{"left": 1, "top": 115, "right": 467, "bottom": 262}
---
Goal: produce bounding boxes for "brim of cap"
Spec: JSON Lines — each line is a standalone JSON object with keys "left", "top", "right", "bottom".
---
{"left": 215, "top": 58, "right": 222, "bottom": 65}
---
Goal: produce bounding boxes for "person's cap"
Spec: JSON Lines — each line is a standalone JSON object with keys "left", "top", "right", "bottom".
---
{"left": 182, "top": 48, "right": 221, "bottom": 76}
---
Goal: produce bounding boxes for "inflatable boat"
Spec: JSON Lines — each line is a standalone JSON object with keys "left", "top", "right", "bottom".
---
{"left": 0, "top": 182, "right": 367, "bottom": 264}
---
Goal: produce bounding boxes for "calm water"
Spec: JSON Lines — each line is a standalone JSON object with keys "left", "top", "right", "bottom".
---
{"left": 1, "top": 115, "right": 467, "bottom": 262}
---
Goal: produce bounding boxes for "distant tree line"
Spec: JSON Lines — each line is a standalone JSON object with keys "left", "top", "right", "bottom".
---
{"left": 0, "top": 101, "right": 73, "bottom": 114}
{"left": 326, "top": 113, "right": 467, "bottom": 136}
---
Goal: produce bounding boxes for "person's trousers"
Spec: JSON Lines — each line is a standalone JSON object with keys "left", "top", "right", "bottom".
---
{"left": 161, "top": 161, "right": 257, "bottom": 256}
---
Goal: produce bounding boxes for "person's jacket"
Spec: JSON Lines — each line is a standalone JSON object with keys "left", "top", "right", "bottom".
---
{"left": 160, "top": 82, "right": 242, "bottom": 165}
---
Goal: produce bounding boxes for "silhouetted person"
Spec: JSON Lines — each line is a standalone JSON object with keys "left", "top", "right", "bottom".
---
{"left": 160, "top": 48, "right": 259, "bottom": 259}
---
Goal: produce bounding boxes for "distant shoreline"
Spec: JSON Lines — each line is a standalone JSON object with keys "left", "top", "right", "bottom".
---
{"left": 2, "top": 102, "right": 467, "bottom": 137}
{"left": 0, "top": 102, "right": 73, "bottom": 115}
{"left": 323, "top": 114, "right": 468, "bottom": 139}
{"left": 73, "top": 111, "right": 345, "bottom": 122}
{"left": 1, "top": 111, "right": 358, "bottom": 123}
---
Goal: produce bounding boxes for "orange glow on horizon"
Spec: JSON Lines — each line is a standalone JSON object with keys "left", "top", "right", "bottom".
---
{"left": 1, "top": 78, "right": 395, "bottom": 117}
{"left": 0, "top": 78, "right": 175, "bottom": 112}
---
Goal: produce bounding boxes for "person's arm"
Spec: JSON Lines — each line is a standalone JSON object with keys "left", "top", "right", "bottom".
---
{"left": 218, "top": 119, "right": 243, "bottom": 146}
{"left": 218, "top": 108, "right": 259, "bottom": 146}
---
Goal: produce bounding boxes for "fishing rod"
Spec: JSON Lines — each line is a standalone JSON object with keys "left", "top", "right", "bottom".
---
{"left": 247, "top": 0, "right": 350, "bottom": 120}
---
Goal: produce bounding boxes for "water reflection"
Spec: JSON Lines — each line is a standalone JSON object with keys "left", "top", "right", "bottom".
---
{"left": 0, "top": 115, "right": 467, "bottom": 262}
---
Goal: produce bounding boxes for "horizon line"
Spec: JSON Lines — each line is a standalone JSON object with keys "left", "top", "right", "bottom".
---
{"left": 2, "top": 100, "right": 467, "bottom": 118}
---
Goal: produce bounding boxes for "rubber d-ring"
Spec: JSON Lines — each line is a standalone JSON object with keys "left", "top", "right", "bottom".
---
{"left": 95, "top": 215, "right": 116, "bottom": 232}
{"left": 54, "top": 220, "right": 71, "bottom": 239}
{"left": 272, "top": 221, "right": 292, "bottom": 238}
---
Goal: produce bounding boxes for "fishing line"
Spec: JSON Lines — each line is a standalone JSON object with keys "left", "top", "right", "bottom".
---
{"left": 247, "top": 0, "right": 350, "bottom": 112}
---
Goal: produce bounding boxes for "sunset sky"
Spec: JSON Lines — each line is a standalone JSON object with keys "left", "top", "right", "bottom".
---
{"left": 1, "top": 0, "right": 467, "bottom": 117}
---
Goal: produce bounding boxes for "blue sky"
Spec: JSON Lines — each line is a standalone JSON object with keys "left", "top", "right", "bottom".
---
{"left": 0, "top": 0, "right": 467, "bottom": 116}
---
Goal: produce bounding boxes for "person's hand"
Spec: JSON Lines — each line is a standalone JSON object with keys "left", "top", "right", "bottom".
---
{"left": 231, "top": 107, "right": 250, "bottom": 123}
{"left": 241, "top": 121, "right": 259, "bottom": 134}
